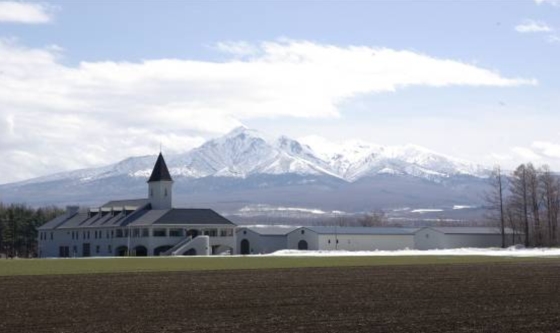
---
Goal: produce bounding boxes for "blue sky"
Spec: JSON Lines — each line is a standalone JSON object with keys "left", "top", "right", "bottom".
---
{"left": 0, "top": 0, "right": 559, "bottom": 183}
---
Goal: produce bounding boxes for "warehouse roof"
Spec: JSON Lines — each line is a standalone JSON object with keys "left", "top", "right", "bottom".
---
{"left": 238, "top": 226, "right": 299, "bottom": 235}
{"left": 428, "top": 227, "right": 515, "bottom": 235}
{"left": 301, "top": 226, "right": 421, "bottom": 235}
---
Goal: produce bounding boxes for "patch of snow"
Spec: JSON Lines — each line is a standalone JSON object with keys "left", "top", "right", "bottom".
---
{"left": 453, "top": 205, "right": 474, "bottom": 210}
{"left": 410, "top": 209, "right": 444, "bottom": 213}
{"left": 265, "top": 247, "right": 560, "bottom": 258}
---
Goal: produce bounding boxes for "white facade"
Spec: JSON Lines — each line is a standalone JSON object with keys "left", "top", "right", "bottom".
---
{"left": 232, "top": 226, "right": 521, "bottom": 255}
{"left": 149, "top": 180, "right": 173, "bottom": 210}
{"left": 414, "top": 227, "right": 518, "bottom": 250}
{"left": 38, "top": 222, "right": 236, "bottom": 257}
{"left": 236, "top": 226, "right": 297, "bottom": 254}
{"left": 286, "top": 227, "right": 417, "bottom": 251}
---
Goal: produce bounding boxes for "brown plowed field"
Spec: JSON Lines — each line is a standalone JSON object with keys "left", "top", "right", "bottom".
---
{"left": 2, "top": 261, "right": 560, "bottom": 332}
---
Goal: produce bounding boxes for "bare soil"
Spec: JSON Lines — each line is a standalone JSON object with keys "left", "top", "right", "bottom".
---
{"left": 2, "top": 261, "right": 560, "bottom": 332}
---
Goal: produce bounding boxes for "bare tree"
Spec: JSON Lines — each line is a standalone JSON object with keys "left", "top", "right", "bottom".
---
{"left": 525, "top": 164, "right": 543, "bottom": 245}
{"left": 509, "top": 164, "right": 530, "bottom": 247}
{"left": 485, "top": 165, "right": 506, "bottom": 247}
{"left": 540, "top": 165, "right": 560, "bottom": 246}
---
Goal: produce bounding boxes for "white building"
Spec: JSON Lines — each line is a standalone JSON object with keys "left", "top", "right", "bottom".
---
{"left": 414, "top": 227, "right": 517, "bottom": 250}
{"left": 236, "top": 225, "right": 518, "bottom": 254}
{"left": 286, "top": 226, "right": 419, "bottom": 251}
{"left": 37, "top": 153, "right": 236, "bottom": 257}
{"left": 236, "top": 226, "right": 298, "bottom": 254}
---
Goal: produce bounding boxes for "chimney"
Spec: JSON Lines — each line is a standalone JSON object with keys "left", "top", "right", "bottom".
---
{"left": 66, "top": 205, "right": 79, "bottom": 217}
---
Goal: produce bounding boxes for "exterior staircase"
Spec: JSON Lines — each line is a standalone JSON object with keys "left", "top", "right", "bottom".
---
{"left": 163, "top": 235, "right": 210, "bottom": 256}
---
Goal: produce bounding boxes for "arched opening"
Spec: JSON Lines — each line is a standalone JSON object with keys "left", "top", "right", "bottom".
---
{"left": 240, "top": 239, "right": 250, "bottom": 255}
{"left": 182, "top": 248, "right": 197, "bottom": 256}
{"left": 298, "top": 240, "right": 308, "bottom": 250}
{"left": 115, "top": 245, "right": 128, "bottom": 256}
{"left": 154, "top": 245, "right": 173, "bottom": 256}
{"left": 186, "top": 229, "right": 199, "bottom": 238}
{"left": 134, "top": 245, "right": 148, "bottom": 257}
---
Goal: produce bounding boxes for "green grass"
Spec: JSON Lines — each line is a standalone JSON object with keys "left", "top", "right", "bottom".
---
{"left": 0, "top": 255, "right": 552, "bottom": 276}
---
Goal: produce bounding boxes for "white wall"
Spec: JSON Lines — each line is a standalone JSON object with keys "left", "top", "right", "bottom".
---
{"left": 38, "top": 225, "right": 236, "bottom": 257}
{"left": 414, "top": 228, "right": 515, "bottom": 249}
{"left": 317, "top": 234, "right": 415, "bottom": 251}
{"left": 236, "top": 228, "right": 288, "bottom": 254}
{"left": 414, "top": 228, "right": 445, "bottom": 250}
{"left": 286, "top": 228, "right": 319, "bottom": 250}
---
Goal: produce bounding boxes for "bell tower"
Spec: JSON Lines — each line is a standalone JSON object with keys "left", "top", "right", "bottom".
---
{"left": 147, "top": 153, "right": 173, "bottom": 210}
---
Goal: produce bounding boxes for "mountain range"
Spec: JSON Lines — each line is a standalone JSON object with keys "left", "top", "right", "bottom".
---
{"left": 0, "top": 127, "right": 491, "bottom": 218}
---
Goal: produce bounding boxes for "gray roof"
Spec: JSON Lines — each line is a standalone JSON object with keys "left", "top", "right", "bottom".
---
{"left": 40, "top": 207, "right": 235, "bottom": 230}
{"left": 238, "top": 226, "right": 299, "bottom": 236}
{"left": 101, "top": 199, "right": 149, "bottom": 209}
{"left": 152, "top": 209, "right": 235, "bottom": 226}
{"left": 37, "top": 213, "right": 76, "bottom": 230}
{"left": 148, "top": 153, "right": 173, "bottom": 182}
{"left": 428, "top": 227, "right": 515, "bottom": 235}
{"left": 301, "top": 226, "right": 420, "bottom": 235}
{"left": 126, "top": 209, "right": 173, "bottom": 226}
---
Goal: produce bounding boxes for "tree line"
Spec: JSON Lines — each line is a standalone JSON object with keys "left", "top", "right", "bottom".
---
{"left": 0, "top": 203, "right": 64, "bottom": 258}
{"left": 486, "top": 164, "right": 560, "bottom": 248}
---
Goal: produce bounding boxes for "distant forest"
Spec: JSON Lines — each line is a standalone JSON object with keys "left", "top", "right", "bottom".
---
{"left": 0, "top": 203, "right": 63, "bottom": 258}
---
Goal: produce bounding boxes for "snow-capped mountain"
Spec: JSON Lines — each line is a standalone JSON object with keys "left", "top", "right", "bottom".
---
{"left": 0, "top": 127, "right": 491, "bottom": 211}
{"left": 14, "top": 126, "right": 487, "bottom": 184}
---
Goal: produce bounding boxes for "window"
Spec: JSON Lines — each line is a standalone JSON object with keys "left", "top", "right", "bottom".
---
{"left": 328, "top": 239, "right": 331, "bottom": 244}
{"left": 203, "top": 229, "right": 217, "bottom": 237}
{"left": 132, "top": 229, "right": 140, "bottom": 238}
{"left": 426, "top": 234, "right": 430, "bottom": 238}
{"left": 94, "top": 231, "right": 97, "bottom": 239}
{"left": 153, "top": 228, "right": 166, "bottom": 237}
{"left": 164, "top": 188, "right": 167, "bottom": 197}
{"left": 141, "top": 228, "right": 149, "bottom": 237}
{"left": 220, "top": 229, "right": 228, "bottom": 237}
{"left": 108, "top": 245, "right": 112, "bottom": 253}
{"left": 87, "top": 231, "right": 90, "bottom": 239}
{"left": 50, "top": 232, "right": 53, "bottom": 240}
{"left": 111, "top": 230, "right": 114, "bottom": 238}
{"left": 96, "top": 245, "right": 100, "bottom": 254}
{"left": 116, "top": 229, "right": 124, "bottom": 238}
{"left": 301, "top": 230, "right": 305, "bottom": 235}
{"left": 150, "top": 189, "right": 153, "bottom": 197}
{"left": 106, "top": 230, "right": 110, "bottom": 238}
{"left": 124, "top": 229, "right": 129, "bottom": 238}
{"left": 169, "top": 228, "right": 183, "bottom": 237}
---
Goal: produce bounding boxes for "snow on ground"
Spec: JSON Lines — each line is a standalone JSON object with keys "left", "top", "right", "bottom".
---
{"left": 410, "top": 209, "right": 444, "bottom": 213}
{"left": 265, "top": 247, "right": 560, "bottom": 258}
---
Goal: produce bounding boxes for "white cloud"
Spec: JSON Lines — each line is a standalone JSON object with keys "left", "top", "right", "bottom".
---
{"left": 511, "top": 147, "right": 543, "bottom": 161}
{"left": 0, "top": 39, "right": 536, "bottom": 183}
{"left": 534, "top": 0, "right": 560, "bottom": 6}
{"left": 515, "top": 20, "right": 553, "bottom": 33}
{"left": 532, "top": 141, "right": 560, "bottom": 158}
{"left": 0, "top": 1, "right": 54, "bottom": 24}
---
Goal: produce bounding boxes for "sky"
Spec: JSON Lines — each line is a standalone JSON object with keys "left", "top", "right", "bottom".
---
{"left": 0, "top": 0, "right": 560, "bottom": 184}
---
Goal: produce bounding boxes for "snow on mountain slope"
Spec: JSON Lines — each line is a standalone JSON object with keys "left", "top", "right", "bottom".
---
{"left": 299, "top": 135, "right": 488, "bottom": 181}
{"left": 4, "top": 127, "right": 489, "bottom": 188}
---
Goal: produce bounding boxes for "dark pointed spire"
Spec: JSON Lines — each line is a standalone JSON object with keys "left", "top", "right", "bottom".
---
{"left": 148, "top": 153, "right": 173, "bottom": 183}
